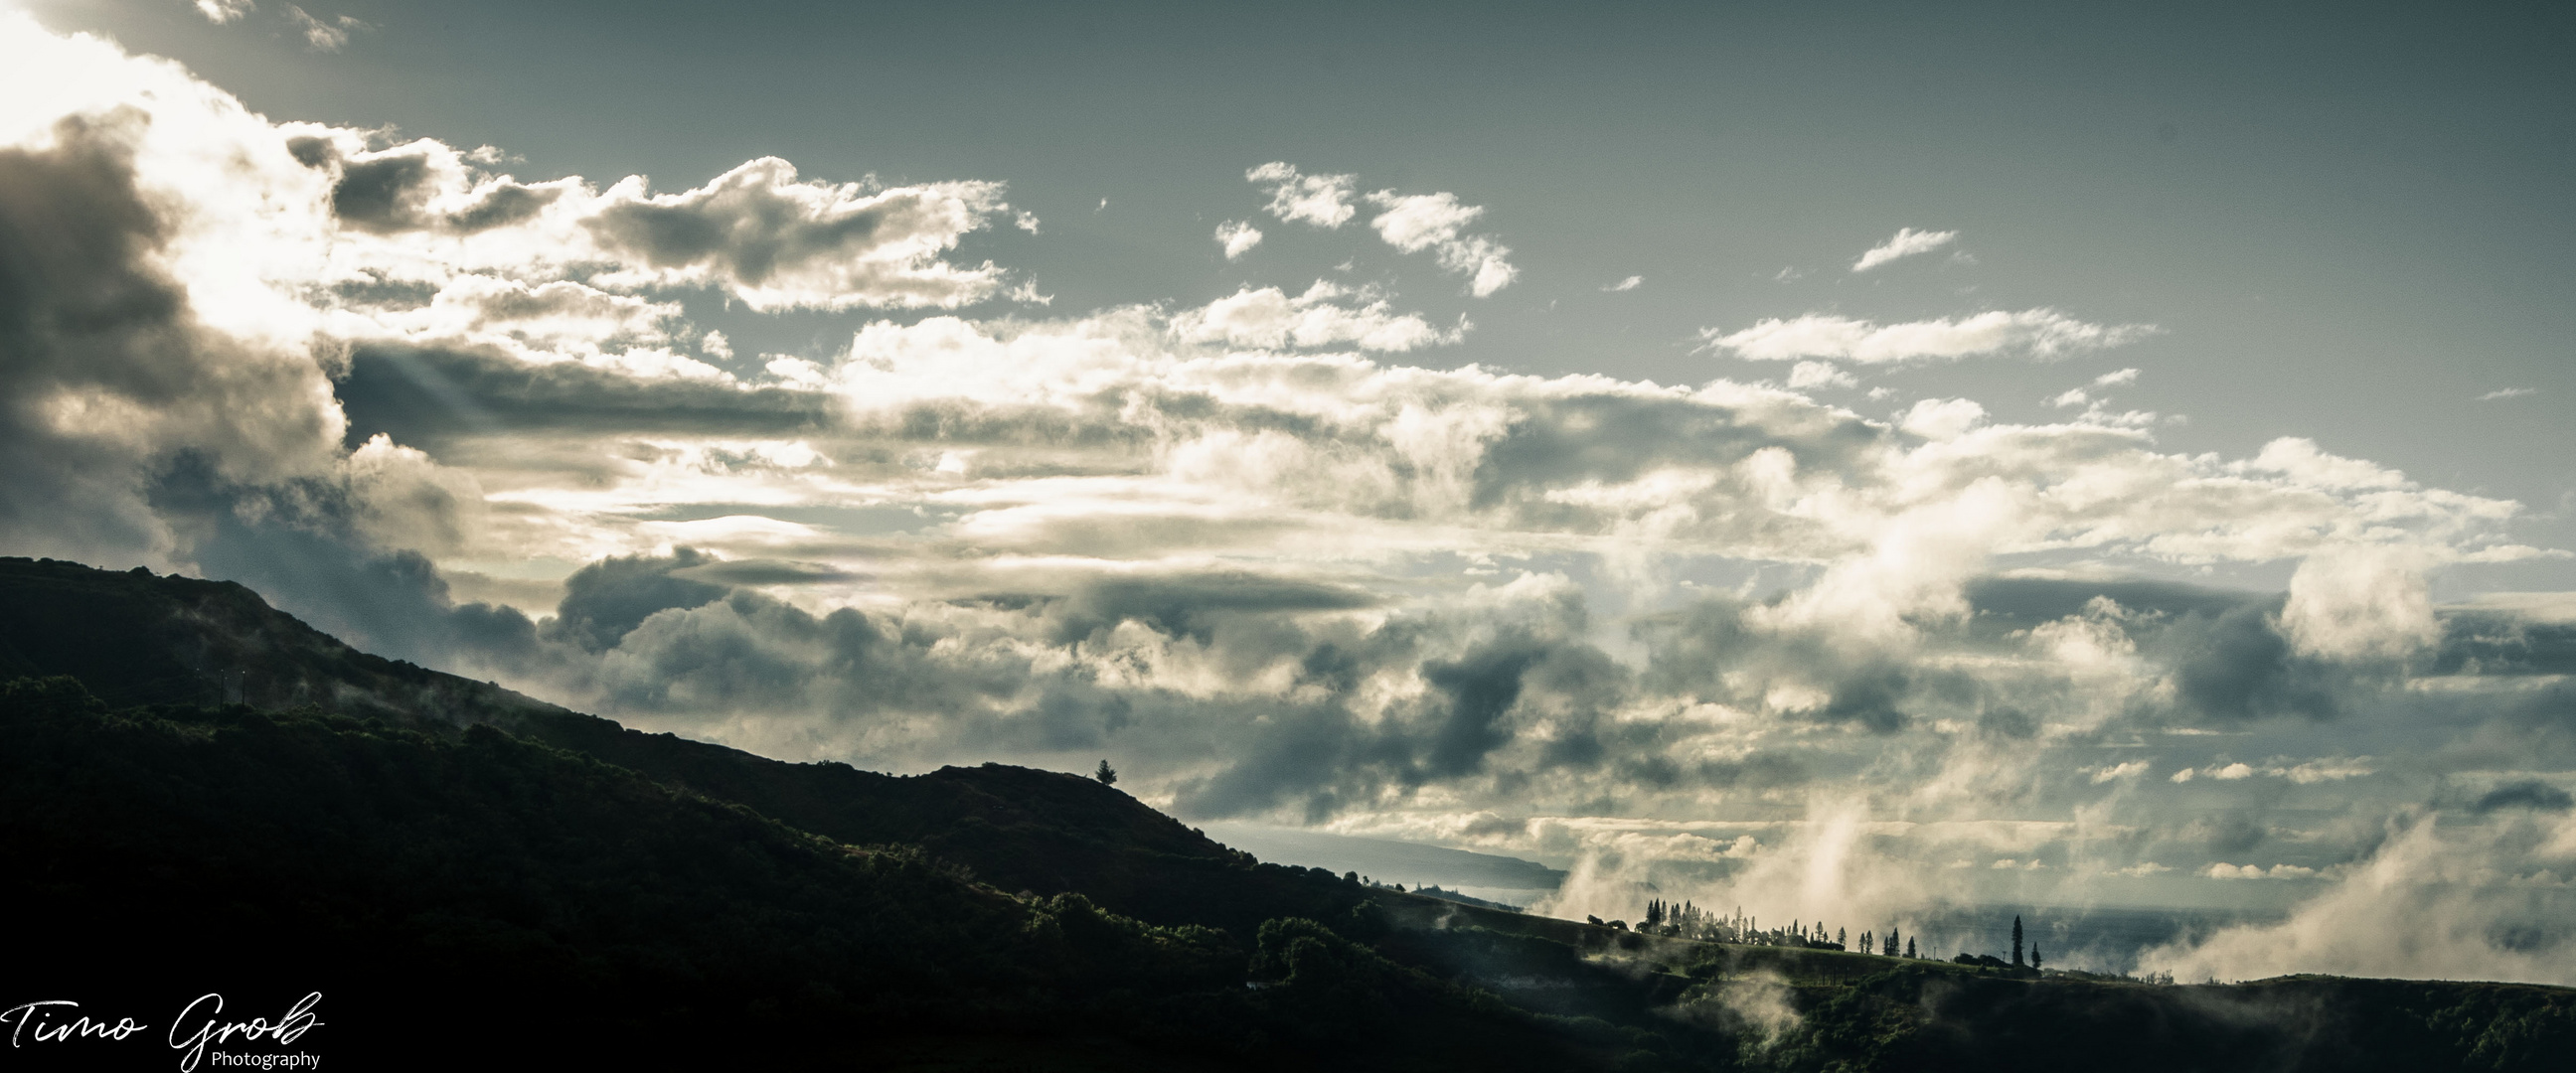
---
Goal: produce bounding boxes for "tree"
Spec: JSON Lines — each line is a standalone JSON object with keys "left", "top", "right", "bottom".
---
{"left": 1860, "top": 931, "right": 1874, "bottom": 955}
{"left": 1887, "top": 925, "right": 1900, "bottom": 957}
{"left": 2012, "top": 914, "right": 2024, "bottom": 967}
{"left": 1904, "top": 936, "right": 1915, "bottom": 958}
{"left": 1836, "top": 927, "right": 1846, "bottom": 948}
{"left": 2031, "top": 945, "right": 2044, "bottom": 972}
{"left": 1093, "top": 759, "right": 1117, "bottom": 786}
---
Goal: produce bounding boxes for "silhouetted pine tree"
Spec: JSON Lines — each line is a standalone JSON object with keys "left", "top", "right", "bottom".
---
{"left": 2012, "top": 915, "right": 2024, "bottom": 967}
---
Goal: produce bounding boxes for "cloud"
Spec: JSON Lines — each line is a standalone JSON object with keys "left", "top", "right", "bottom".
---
{"left": 2089, "top": 760, "right": 2151, "bottom": 783}
{"left": 2280, "top": 544, "right": 2438, "bottom": 662}
{"left": 1214, "top": 220, "right": 1263, "bottom": 259}
{"left": 2474, "top": 780, "right": 2574, "bottom": 813}
{"left": 283, "top": 6, "right": 365, "bottom": 52}
{"left": 2147, "top": 813, "right": 2576, "bottom": 986}
{"left": 1174, "top": 281, "right": 1467, "bottom": 352}
{"left": 1786, "top": 362, "right": 1854, "bottom": 390}
{"left": 1703, "top": 309, "right": 2157, "bottom": 364}
{"left": 1851, "top": 227, "right": 1959, "bottom": 272}
{"left": 1246, "top": 162, "right": 1358, "bottom": 228}
{"left": 2479, "top": 387, "right": 2535, "bottom": 401}
{"left": 1242, "top": 164, "right": 1517, "bottom": 295}
{"left": 0, "top": 25, "right": 351, "bottom": 567}
{"left": 2201, "top": 862, "right": 2316, "bottom": 879}
{"left": 192, "top": 0, "right": 254, "bottom": 24}
{"left": 1363, "top": 190, "right": 1517, "bottom": 296}
{"left": 274, "top": 133, "right": 1020, "bottom": 313}
{"left": 14, "top": 17, "right": 2576, "bottom": 987}
{"left": 579, "top": 159, "right": 1013, "bottom": 311}
{"left": 2051, "top": 369, "right": 2142, "bottom": 409}
{"left": 1602, "top": 275, "right": 1643, "bottom": 293}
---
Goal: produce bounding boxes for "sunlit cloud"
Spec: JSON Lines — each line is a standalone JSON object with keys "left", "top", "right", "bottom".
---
{"left": 1851, "top": 227, "right": 1958, "bottom": 272}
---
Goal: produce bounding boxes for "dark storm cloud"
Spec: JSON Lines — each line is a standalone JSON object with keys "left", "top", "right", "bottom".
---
{"left": 2428, "top": 612, "right": 2576, "bottom": 677}
{"left": 1637, "top": 597, "right": 1921, "bottom": 733}
{"left": 285, "top": 134, "right": 570, "bottom": 235}
{"left": 543, "top": 547, "right": 729, "bottom": 653}
{"left": 1968, "top": 579, "right": 2354, "bottom": 723}
{"left": 1421, "top": 640, "right": 1545, "bottom": 778}
{"left": 2153, "top": 604, "right": 2345, "bottom": 722}
{"left": 2473, "top": 780, "right": 2575, "bottom": 814}
{"left": 445, "top": 181, "right": 564, "bottom": 232}
{"left": 329, "top": 148, "right": 437, "bottom": 233}
{"left": 1166, "top": 624, "right": 1643, "bottom": 821}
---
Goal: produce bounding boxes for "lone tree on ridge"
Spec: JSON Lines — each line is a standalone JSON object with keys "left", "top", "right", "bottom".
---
{"left": 1093, "top": 759, "right": 1118, "bottom": 786}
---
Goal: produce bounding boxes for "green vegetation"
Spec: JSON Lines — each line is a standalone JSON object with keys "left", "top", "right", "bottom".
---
{"left": 2, "top": 555, "right": 2572, "bottom": 1070}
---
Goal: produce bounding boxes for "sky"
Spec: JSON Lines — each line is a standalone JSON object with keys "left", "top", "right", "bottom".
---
{"left": 3, "top": 0, "right": 2572, "bottom": 983}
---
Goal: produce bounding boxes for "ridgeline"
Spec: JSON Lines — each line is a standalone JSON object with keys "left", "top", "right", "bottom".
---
{"left": 1, "top": 556, "right": 2568, "bottom": 1070}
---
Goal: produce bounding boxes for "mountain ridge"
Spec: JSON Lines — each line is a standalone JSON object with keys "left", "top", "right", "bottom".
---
{"left": 2, "top": 554, "right": 2570, "bottom": 1071}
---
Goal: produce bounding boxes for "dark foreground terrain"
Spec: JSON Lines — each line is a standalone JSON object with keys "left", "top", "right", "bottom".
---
{"left": 2, "top": 556, "right": 2570, "bottom": 1070}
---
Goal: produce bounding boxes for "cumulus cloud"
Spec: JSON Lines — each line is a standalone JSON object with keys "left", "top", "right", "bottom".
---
{"left": 1851, "top": 227, "right": 1959, "bottom": 272}
{"left": 11, "top": 16, "right": 2576, "bottom": 989}
{"left": 282, "top": 6, "right": 365, "bottom": 52}
{"left": 1175, "top": 281, "right": 1467, "bottom": 352}
{"left": 1214, "top": 220, "right": 1263, "bottom": 259}
{"left": 578, "top": 159, "right": 1012, "bottom": 310}
{"left": 192, "top": 0, "right": 254, "bottom": 24}
{"left": 1785, "top": 362, "right": 1854, "bottom": 390}
{"left": 274, "top": 131, "right": 1020, "bottom": 313}
{"left": 1243, "top": 163, "right": 1518, "bottom": 295}
{"left": 0, "top": 19, "right": 351, "bottom": 565}
{"left": 1364, "top": 189, "right": 1518, "bottom": 296}
{"left": 1703, "top": 309, "right": 2157, "bottom": 364}
{"left": 1246, "top": 161, "right": 1358, "bottom": 228}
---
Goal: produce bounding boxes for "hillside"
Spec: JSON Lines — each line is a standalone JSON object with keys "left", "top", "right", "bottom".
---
{"left": 0, "top": 556, "right": 1369, "bottom": 936}
{"left": 1, "top": 556, "right": 2571, "bottom": 1071}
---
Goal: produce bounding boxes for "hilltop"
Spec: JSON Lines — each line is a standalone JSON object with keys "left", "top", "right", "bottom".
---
{"left": 1, "top": 555, "right": 2569, "bottom": 1071}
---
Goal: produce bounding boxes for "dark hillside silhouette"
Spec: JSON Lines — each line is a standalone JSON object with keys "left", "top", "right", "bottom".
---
{"left": 1, "top": 556, "right": 2571, "bottom": 1071}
